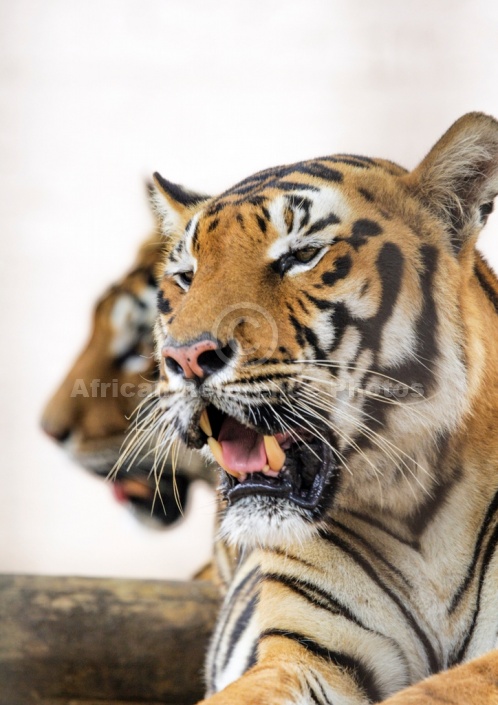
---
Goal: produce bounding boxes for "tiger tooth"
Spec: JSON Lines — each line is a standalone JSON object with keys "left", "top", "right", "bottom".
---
{"left": 199, "top": 409, "right": 212, "bottom": 437}
{"left": 262, "top": 464, "right": 279, "bottom": 478}
{"left": 207, "top": 437, "right": 239, "bottom": 478}
{"left": 263, "top": 435, "right": 286, "bottom": 472}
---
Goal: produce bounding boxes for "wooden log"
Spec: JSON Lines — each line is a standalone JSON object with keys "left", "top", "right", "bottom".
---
{"left": 0, "top": 575, "right": 221, "bottom": 705}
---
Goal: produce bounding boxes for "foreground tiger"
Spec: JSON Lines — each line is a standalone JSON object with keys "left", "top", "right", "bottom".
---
{"left": 141, "top": 112, "right": 498, "bottom": 704}
{"left": 41, "top": 226, "right": 212, "bottom": 527}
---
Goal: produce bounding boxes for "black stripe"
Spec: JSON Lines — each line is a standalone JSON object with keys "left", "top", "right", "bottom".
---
{"left": 348, "top": 219, "right": 383, "bottom": 249}
{"left": 270, "top": 180, "right": 321, "bottom": 192}
{"left": 335, "top": 154, "right": 377, "bottom": 166}
{"left": 346, "top": 510, "right": 420, "bottom": 550}
{"left": 246, "top": 641, "right": 258, "bottom": 671}
{"left": 452, "top": 520, "right": 498, "bottom": 662}
{"left": 157, "top": 290, "right": 172, "bottom": 314}
{"left": 222, "top": 593, "right": 259, "bottom": 670}
{"left": 474, "top": 258, "right": 498, "bottom": 314}
{"left": 321, "top": 254, "right": 352, "bottom": 287}
{"left": 307, "top": 675, "right": 332, "bottom": 705}
{"left": 358, "top": 188, "right": 375, "bottom": 202}
{"left": 248, "top": 195, "right": 268, "bottom": 206}
{"left": 255, "top": 214, "right": 267, "bottom": 234}
{"left": 306, "top": 678, "right": 326, "bottom": 705}
{"left": 449, "top": 488, "right": 498, "bottom": 613}
{"left": 319, "top": 529, "right": 440, "bottom": 672}
{"left": 303, "top": 324, "right": 328, "bottom": 361}
{"left": 289, "top": 315, "right": 328, "bottom": 360}
{"left": 210, "top": 566, "right": 261, "bottom": 684}
{"left": 262, "top": 572, "right": 373, "bottom": 634}
{"left": 297, "top": 163, "right": 343, "bottom": 183}
{"left": 328, "top": 518, "right": 413, "bottom": 591}
{"left": 287, "top": 194, "right": 313, "bottom": 211}
{"left": 259, "top": 629, "right": 382, "bottom": 703}
{"left": 330, "top": 157, "right": 372, "bottom": 169}
{"left": 305, "top": 212, "right": 341, "bottom": 236}
{"left": 205, "top": 201, "right": 228, "bottom": 216}
{"left": 353, "top": 242, "right": 404, "bottom": 356}
{"left": 406, "top": 467, "right": 460, "bottom": 538}
{"left": 266, "top": 546, "right": 318, "bottom": 570}
{"left": 262, "top": 570, "right": 409, "bottom": 675}
{"left": 303, "top": 292, "right": 334, "bottom": 311}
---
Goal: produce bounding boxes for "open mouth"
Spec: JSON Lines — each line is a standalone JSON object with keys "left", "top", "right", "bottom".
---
{"left": 197, "top": 406, "right": 337, "bottom": 510}
{"left": 111, "top": 475, "right": 190, "bottom": 527}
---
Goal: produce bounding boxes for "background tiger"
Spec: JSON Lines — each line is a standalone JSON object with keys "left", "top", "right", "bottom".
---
{"left": 41, "top": 212, "right": 214, "bottom": 528}
{"left": 141, "top": 112, "right": 498, "bottom": 704}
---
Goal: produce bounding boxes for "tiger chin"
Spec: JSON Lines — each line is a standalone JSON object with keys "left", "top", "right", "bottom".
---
{"left": 133, "top": 112, "right": 498, "bottom": 705}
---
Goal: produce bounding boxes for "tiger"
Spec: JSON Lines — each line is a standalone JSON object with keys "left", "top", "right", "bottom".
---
{"left": 140, "top": 111, "right": 498, "bottom": 704}
{"left": 41, "top": 222, "right": 213, "bottom": 527}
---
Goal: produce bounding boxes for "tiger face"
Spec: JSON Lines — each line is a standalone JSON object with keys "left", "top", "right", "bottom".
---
{"left": 41, "top": 234, "right": 211, "bottom": 526}
{"left": 151, "top": 113, "right": 498, "bottom": 548}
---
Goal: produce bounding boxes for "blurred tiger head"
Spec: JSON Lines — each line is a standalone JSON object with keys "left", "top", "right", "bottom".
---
{"left": 144, "top": 113, "right": 498, "bottom": 548}
{"left": 41, "top": 226, "right": 211, "bottom": 527}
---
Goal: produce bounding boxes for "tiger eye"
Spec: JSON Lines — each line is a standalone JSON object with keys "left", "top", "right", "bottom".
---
{"left": 294, "top": 247, "right": 320, "bottom": 263}
{"left": 179, "top": 271, "right": 194, "bottom": 285}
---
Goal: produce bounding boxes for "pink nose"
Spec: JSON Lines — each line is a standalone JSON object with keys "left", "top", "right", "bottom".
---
{"left": 162, "top": 339, "right": 223, "bottom": 380}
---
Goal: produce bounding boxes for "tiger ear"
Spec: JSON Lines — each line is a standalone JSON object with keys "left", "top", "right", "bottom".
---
{"left": 404, "top": 112, "right": 498, "bottom": 253}
{"left": 151, "top": 172, "right": 210, "bottom": 235}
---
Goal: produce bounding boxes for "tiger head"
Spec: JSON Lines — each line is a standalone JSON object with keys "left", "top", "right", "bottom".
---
{"left": 149, "top": 113, "right": 498, "bottom": 548}
{"left": 41, "top": 233, "right": 210, "bottom": 526}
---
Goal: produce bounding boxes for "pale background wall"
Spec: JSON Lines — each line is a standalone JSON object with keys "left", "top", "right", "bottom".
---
{"left": 1, "top": 0, "right": 498, "bottom": 580}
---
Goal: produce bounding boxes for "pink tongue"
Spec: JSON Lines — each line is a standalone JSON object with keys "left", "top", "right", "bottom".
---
{"left": 218, "top": 417, "right": 267, "bottom": 473}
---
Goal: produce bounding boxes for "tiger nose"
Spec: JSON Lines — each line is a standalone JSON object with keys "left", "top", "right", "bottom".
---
{"left": 162, "top": 338, "right": 231, "bottom": 380}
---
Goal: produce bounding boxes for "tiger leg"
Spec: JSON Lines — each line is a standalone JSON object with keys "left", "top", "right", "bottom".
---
{"left": 379, "top": 649, "right": 498, "bottom": 705}
{"left": 199, "top": 635, "right": 377, "bottom": 705}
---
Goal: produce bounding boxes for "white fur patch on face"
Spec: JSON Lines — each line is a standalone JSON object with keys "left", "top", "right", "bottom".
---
{"left": 267, "top": 187, "right": 351, "bottom": 262}
{"left": 121, "top": 355, "right": 151, "bottom": 374}
{"left": 110, "top": 288, "right": 156, "bottom": 359}
{"left": 185, "top": 212, "right": 202, "bottom": 262}
{"left": 110, "top": 295, "right": 141, "bottom": 356}
{"left": 139, "top": 285, "right": 160, "bottom": 325}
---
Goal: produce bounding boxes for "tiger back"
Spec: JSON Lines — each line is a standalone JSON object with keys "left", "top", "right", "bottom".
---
{"left": 140, "top": 113, "right": 498, "bottom": 704}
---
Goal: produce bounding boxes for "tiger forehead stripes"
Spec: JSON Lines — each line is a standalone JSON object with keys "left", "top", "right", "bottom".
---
{"left": 143, "top": 112, "right": 498, "bottom": 705}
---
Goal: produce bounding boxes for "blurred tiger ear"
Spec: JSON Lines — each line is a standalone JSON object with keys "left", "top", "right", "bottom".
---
{"left": 404, "top": 112, "right": 498, "bottom": 253}
{"left": 151, "top": 172, "right": 210, "bottom": 235}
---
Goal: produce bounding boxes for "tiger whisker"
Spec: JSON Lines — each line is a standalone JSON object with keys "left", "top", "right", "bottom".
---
{"left": 295, "top": 359, "right": 427, "bottom": 398}
{"left": 293, "top": 396, "right": 384, "bottom": 497}
{"left": 297, "top": 379, "right": 433, "bottom": 477}
{"left": 297, "top": 389, "right": 430, "bottom": 495}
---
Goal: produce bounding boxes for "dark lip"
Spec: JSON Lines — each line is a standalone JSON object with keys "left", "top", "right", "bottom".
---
{"left": 222, "top": 440, "right": 337, "bottom": 510}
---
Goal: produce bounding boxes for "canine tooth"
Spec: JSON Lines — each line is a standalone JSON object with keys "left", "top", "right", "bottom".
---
{"left": 263, "top": 435, "right": 286, "bottom": 472}
{"left": 207, "top": 437, "right": 239, "bottom": 478}
{"left": 262, "top": 464, "right": 280, "bottom": 478}
{"left": 199, "top": 409, "right": 212, "bottom": 436}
